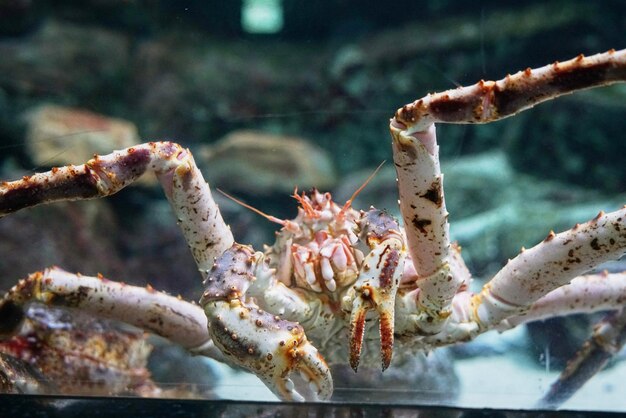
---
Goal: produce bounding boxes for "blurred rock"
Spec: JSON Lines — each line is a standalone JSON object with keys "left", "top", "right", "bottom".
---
{"left": 199, "top": 130, "right": 336, "bottom": 195}
{"left": 24, "top": 104, "right": 155, "bottom": 185}
{"left": 0, "top": 198, "right": 123, "bottom": 288}
{"left": 26, "top": 105, "right": 138, "bottom": 163}
{"left": 0, "top": 0, "right": 43, "bottom": 36}
{"left": 0, "top": 20, "right": 130, "bottom": 96}
{"left": 507, "top": 86, "right": 626, "bottom": 193}
{"left": 332, "top": 2, "right": 591, "bottom": 70}
{"left": 147, "top": 339, "right": 221, "bottom": 399}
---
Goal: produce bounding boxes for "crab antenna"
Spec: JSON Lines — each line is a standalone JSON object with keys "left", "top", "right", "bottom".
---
{"left": 339, "top": 160, "right": 386, "bottom": 218}
{"left": 217, "top": 188, "right": 287, "bottom": 227}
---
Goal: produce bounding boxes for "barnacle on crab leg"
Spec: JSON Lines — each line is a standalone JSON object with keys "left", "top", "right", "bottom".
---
{"left": 200, "top": 244, "right": 333, "bottom": 401}
{"left": 0, "top": 141, "right": 234, "bottom": 272}
{"left": 0, "top": 267, "right": 221, "bottom": 358}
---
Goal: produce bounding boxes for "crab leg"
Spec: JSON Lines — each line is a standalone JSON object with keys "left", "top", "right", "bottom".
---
{"left": 417, "top": 271, "right": 626, "bottom": 350}
{"left": 0, "top": 141, "right": 233, "bottom": 272}
{"left": 471, "top": 209, "right": 626, "bottom": 330}
{"left": 500, "top": 271, "right": 626, "bottom": 329}
{"left": 394, "top": 49, "right": 626, "bottom": 134}
{"left": 343, "top": 209, "right": 406, "bottom": 371}
{"left": 389, "top": 123, "right": 462, "bottom": 336}
{"left": 390, "top": 49, "right": 626, "bottom": 335}
{"left": 200, "top": 244, "right": 333, "bottom": 401}
{"left": 538, "top": 307, "right": 626, "bottom": 409}
{"left": 0, "top": 267, "right": 222, "bottom": 358}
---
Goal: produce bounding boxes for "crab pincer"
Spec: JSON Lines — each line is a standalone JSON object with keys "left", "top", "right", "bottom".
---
{"left": 200, "top": 244, "right": 333, "bottom": 401}
{"left": 343, "top": 209, "right": 406, "bottom": 372}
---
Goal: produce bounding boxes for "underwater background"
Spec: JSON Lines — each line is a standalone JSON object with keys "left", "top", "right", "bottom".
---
{"left": 0, "top": 0, "right": 624, "bottom": 411}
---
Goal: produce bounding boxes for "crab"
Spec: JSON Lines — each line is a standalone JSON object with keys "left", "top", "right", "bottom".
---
{"left": 0, "top": 303, "right": 158, "bottom": 396}
{"left": 0, "top": 49, "right": 625, "bottom": 404}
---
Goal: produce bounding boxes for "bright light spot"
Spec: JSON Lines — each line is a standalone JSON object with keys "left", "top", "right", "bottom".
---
{"left": 241, "top": 0, "right": 284, "bottom": 34}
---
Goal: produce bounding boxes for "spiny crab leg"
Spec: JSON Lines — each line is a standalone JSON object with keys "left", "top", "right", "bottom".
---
{"left": 394, "top": 49, "right": 626, "bottom": 133}
{"left": 471, "top": 209, "right": 626, "bottom": 330}
{"left": 389, "top": 122, "right": 462, "bottom": 336}
{"left": 538, "top": 307, "right": 626, "bottom": 409}
{"left": 0, "top": 267, "right": 221, "bottom": 358}
{"left": 501, "top": 271, "right": 626, "bottom": 330}
{"left": 0, "top": 141, "right": 234, "bottom": 273}
{"left": 419, "top": 270, "right": 626, "bottom": 349}
{"left": 343, "top": 209, "right": 406, "bottom": 371}
{"left": 390, "top": 49, "right": 626, "bottom": 336}
{"left": 200, "top": 244, "right": 333, "bottom": 401}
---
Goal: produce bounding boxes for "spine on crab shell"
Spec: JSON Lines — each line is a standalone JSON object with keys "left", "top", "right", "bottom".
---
{"left": 471, "top": 207, "right": 626, "bottom": 330}
{"left": 393, "top": 48, "right": 626, "bottom": 133}
{"left": 0, "top": 142, "right": 233, "bottom": 271}
{"left": 0, "top": 267, "right": 223, "bottom": 357}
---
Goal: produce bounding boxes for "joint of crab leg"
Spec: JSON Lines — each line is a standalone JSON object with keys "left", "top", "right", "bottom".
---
{"left": 390, "top": 121, "right": 452, "bottom": 281}
{"left": 201, "top": 243, "right": 332, "bottom": 401}
{"left": 204, "top": 299, "right": 332, "bottom": 401}
{"left": 0, "top": 142, "right": 233, "bottom": 271}
{"left": 471, "top": 207, "right": 626, "bottom": 330}
{"left": 393, "top": 49, "right": 626, "bottom": 134}
{"left": 345, "top": 209, "right": 406, "bottom": 372}
{"left": 390, "top": 115, "right": 468, "bottom": 336}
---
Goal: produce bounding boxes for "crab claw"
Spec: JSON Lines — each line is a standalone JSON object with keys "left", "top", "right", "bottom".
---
{"left": 200, "top": 244, "right": 332, "bottom": 401}
{"left": 348, "top": 286, "right": 397, "bottom": 372}
{"left": 344, "top": 209, "right": 406, "bottom": 372}
{"left": 204, "top": 299, "right": 333, "bottom": 401}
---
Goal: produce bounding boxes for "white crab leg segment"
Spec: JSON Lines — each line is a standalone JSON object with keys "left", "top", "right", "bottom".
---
{"left": 502, "top": 271, "right": 626, "bottom": 329}
{"left": 389, "top": 123, "right": 462, "bottom": 335}
{"left": 472, "top": 208, "right": 626, "bottom": 329}
{"left": 0, "top": 267, "right": 218, "bottom": 356}
{"left": 200, "top": 244, "right": 332, "bottom": 402}
{"left": 344, "top": 209, "right": 406, "bottom": 371}
{"left": 0, "top": 141, "right": 233, "bottom": 271}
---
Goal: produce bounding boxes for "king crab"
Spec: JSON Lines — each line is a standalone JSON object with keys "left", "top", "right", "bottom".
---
{"left": 0, "top": 49, "right": 625, "bottom": 405}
